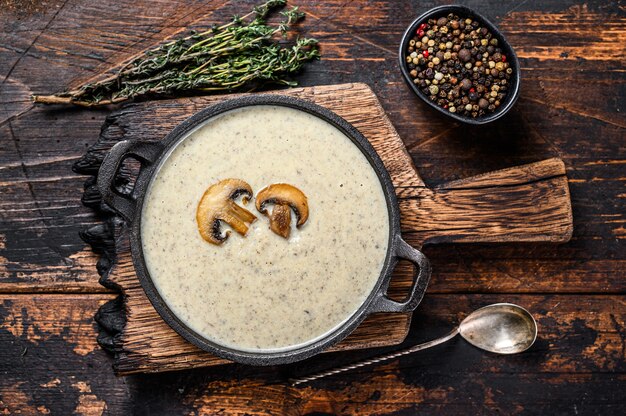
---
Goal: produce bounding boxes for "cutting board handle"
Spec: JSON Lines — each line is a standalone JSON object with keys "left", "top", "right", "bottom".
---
{"left": 402, "top": 158, "right": 573, "bottom": 245}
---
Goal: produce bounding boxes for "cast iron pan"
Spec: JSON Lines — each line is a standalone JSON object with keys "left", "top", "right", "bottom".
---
{"left": 97, "top": 95, "right": 431, "bottom": 365}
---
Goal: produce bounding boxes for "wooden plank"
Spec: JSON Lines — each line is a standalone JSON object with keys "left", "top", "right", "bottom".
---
{"left": 404, "top": 158, "right": 573, "bottom": 244}
{"left": 182, "top": 373, "right": 626, "bottom": 416}
{"left": 0, "top": 293, "right": 131, "bottom": 415}
{"left": 0, "top": 107, "right": 110, "bottom": 293}
{"left": 1, "top": 293, "right": 624, "bottom": 414}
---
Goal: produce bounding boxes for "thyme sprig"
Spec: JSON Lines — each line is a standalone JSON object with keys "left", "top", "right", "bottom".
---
{"left": 32, "top": 0, "right": 318, "bottom": 107}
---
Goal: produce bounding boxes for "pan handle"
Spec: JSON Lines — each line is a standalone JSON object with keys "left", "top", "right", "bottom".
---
{"left": 370, "top": 236, "right": 431, "bottom": 313}
{"left": 97, "top": 140, "right": 163, "bottom": 222}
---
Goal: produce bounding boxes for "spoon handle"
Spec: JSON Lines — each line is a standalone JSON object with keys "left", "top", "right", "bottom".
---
{"left": 290, "top": 327, "right": 459, "bottom": 386}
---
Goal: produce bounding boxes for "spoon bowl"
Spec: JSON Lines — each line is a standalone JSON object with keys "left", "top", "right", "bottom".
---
{"left": 459, "top": 303, "right": 537, "bottom": 354}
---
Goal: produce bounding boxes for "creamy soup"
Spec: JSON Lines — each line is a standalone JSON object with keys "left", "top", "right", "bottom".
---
{"left": 141, "top": 105, "right": 390, "bottom": 352}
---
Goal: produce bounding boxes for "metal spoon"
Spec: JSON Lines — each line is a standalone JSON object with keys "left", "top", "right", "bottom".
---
{"left": 290, "top": 303, "right": 537, "bottom": 386}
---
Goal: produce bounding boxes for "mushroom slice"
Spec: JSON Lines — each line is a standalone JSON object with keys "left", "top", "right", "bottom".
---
{"left": 196, "top": 178, "right": 257, "bottom": 245}
{"left": 256, "top": 183, "right": 309, "bottom": 238}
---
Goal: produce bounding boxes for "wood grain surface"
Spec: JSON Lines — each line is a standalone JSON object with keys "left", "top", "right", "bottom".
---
{"left": 83, "top": 83, "right": 572, "bottom": 375}
{"left": 0, "top": 0, "right": 624, "bottom": 415}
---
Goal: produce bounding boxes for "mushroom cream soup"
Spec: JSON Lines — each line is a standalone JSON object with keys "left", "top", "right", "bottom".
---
{"left": 141, "top": 105, "right": 390, "bottom": 352}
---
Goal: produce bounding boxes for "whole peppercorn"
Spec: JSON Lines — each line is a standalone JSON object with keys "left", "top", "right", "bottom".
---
{"left": 458, "top": 48, "right": 472, "bottom": 62}
{"left": 405, "top": 13, "right": 512, "bottom": 118}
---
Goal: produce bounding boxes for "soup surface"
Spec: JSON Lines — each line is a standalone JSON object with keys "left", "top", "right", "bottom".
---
{"left": 141, "top": 105, "right": 390, "bottom": 352}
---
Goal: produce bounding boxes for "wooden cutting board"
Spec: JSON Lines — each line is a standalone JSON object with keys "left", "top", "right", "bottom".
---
{"left": 76, "top": 83, "right": 573, "bottom": 375}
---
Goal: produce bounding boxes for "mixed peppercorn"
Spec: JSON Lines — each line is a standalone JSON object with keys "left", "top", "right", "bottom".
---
{"left": 405, "top": 13, "right": 513, "bottom": 118}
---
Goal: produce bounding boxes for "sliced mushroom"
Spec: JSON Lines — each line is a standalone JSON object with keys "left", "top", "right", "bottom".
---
{"left": 256, "top": 183, "right": 308, "bottom": 238}
{"left": 196, "top": 178, "right": 257, "bottom": 245}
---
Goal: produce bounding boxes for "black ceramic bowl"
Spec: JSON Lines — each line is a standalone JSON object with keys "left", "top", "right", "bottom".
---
{"left": 97, "top": 95, "right": 431, "bottom": 366}
{"left": 398, "top": 5, "right": 521, "bottom": 125}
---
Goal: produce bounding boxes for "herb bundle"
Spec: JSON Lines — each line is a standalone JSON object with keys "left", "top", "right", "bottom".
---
{"left": 33, "top": 0, "right": 319, "bottom": 107}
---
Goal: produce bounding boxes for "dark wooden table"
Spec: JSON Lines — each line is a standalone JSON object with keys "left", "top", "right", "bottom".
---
{"left": 1, "top": 1, "right": 624, "bottom": 414}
